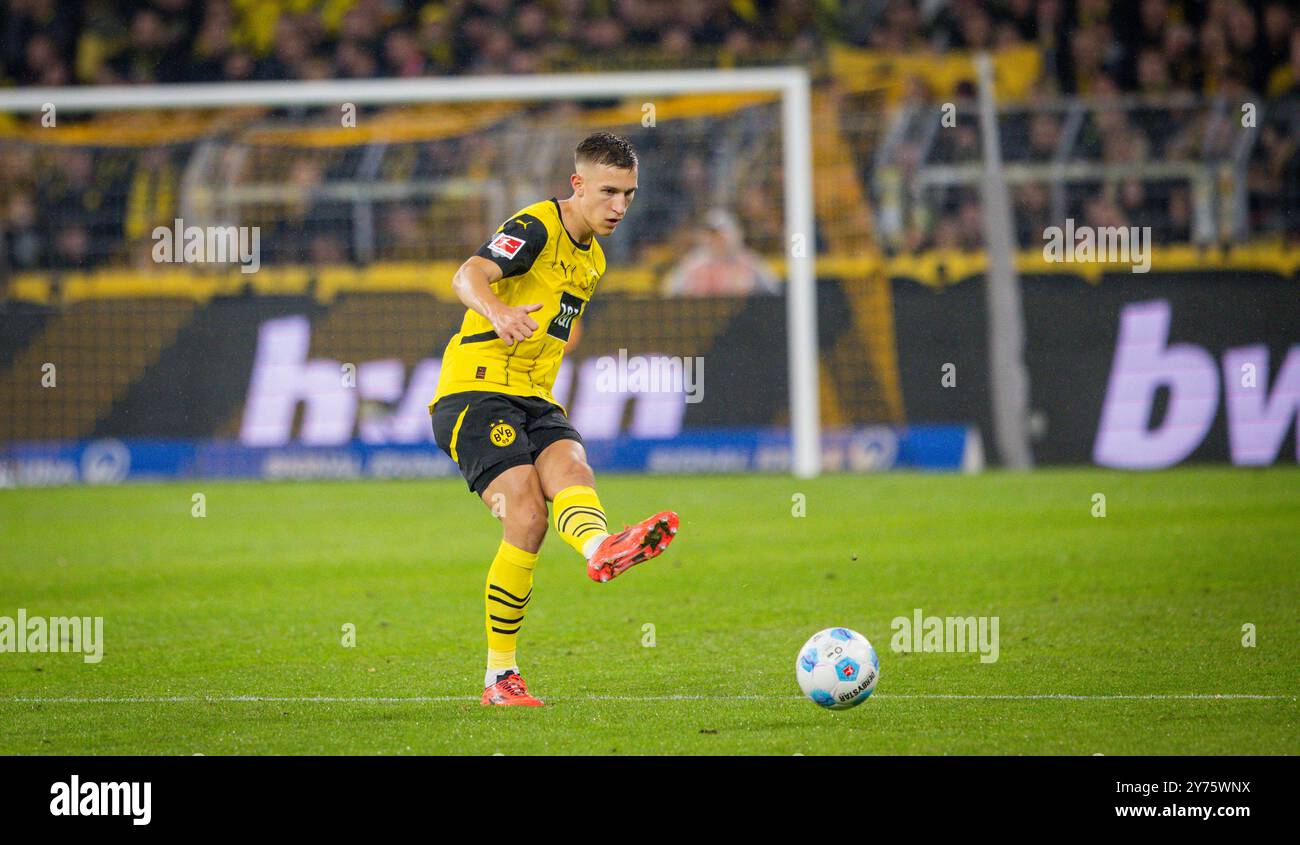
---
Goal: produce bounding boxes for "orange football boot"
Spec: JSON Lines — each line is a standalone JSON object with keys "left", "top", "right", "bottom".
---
{"left": 587, "top": 511, "right": 679, "bottom": 583}
{"left": 481, "top": 672, "right": 543, "bottom": 706}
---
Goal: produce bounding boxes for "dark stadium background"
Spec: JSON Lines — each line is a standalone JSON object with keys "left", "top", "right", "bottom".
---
{"left": 0, "top": 0, "right": 1296, "bottom": 473}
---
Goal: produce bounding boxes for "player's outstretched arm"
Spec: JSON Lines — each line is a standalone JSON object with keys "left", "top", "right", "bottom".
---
{"left": 451, "top": 256, "right": 542, "bottom": 346}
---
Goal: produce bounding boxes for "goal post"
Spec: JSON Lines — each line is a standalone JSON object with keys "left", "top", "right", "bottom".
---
{"left": 0, "top": 68, "right": 821, "bottom": 477}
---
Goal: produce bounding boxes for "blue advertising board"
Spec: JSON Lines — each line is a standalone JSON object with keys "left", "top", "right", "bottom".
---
{"left": 0, "top": 426, "right": 973, "bottom": 487}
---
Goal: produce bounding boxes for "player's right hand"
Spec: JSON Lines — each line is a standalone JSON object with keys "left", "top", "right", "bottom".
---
{"left": 490, "top": 303, "right": 542, "bottom": 346}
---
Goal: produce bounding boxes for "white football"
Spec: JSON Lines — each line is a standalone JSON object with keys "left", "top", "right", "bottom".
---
{"left": 795, "top": 627, "right": 879, "bottom": 709}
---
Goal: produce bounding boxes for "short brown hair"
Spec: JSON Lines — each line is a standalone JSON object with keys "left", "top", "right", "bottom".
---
{"left": 575, "top": 132, "right": 638, "bottom": 170}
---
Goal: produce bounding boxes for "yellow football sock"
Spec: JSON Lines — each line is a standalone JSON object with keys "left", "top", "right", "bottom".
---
{"left": 552, "top": 484, "right": 610, "bottom": 558}
{"left": 485, "top": 540, "right": 538, "bottom": 676}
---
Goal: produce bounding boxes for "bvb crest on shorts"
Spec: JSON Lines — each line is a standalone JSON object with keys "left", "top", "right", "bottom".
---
{"left": 489, "top": 421, "right": 516, "bottom": 447}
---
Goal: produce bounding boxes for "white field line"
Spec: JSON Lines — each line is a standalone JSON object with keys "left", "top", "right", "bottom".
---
{"left": 1, "top": 693, "right": 1294, "bottom": 704}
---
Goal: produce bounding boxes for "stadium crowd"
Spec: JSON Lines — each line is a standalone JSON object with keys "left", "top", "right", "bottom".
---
{"left": 0, "top": 1, "right": 1296, "bottom": 274}
{"left": 0, "top": 0, "right": 1295, "bottom": 97}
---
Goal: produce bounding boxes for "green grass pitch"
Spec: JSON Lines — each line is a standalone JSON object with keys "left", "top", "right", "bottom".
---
{"left": 1, "top": 467, "right": 1296, "bottom": 755}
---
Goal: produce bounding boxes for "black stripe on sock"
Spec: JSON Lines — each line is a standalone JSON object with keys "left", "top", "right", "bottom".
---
{"left": 491, "top": 625, "right": 522, "bottom": 635}
{"left": 490, "top": 614, "right": 525, "bottom": 624}
{"left": 574, "top": 525, "right": 605, "bottom": 537}
{"left": 558, "top": 506, "right": 606, "bottom": 533}
{"left": 489, "top": 583, "right": 532, "bottom": 603}
{"left": 565, "top": 516, "right": 608, "bottom": 535}
{"left": 558, "top": 506, "right": 607, "bottom": 534}
{"left": 488, "top": 594, "right": 528, "bottom": 610}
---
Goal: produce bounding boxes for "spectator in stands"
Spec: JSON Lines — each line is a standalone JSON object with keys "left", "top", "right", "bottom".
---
{"left": 1, "top": 0, "right": 76, "bottom": 84}
{"left": 413, "top": 3, "right": 454, "bottom": 74}
{"left": 1270, "top": 29, "right": 1300, "bottom": 97}
{"left": 953, "top": 5, "right": 995, "bottom": 51}
{"left": 253, "top": 15, "right": 311, "bottom": 81}
{"left": 1033, "top": 0, "right": 1068, "bottom": 93}
{"left": 265, "top": 158, "right": 351, "bottom": 265}
{"left": 1162, "top": 185, "right": 1193, "bottom": 244}
{"left": 18, "top": 32, "right": 69, "bottom": 86}
{"left": 381, "top": 205, "right": 431, "bottom": 261}
{"left": 931, "top": 216, "right": 962, "bottom": 251}
{"left": 309, "top": 233, "right": 347, "bottom": 265}
{"left": 1135, "top": 0, "right": 1171, "bottom": 52}
{"left": 1116, "top": 177, "right": 1161, "bottom": 234}
{"left": 1135, "top": 46, "right": 1179, "bottom": 95}
{"left": 663, "top": 209, "right": 779, "bottom": 297}
{"left": 1162, "top": 22, "right": 1200, "bottom": 92}
{"left": 109, "top": 7, "right": 189, "bottom": 84}
{"left": 1027, "top": 112, "right": 1061, "bottom": 161}
{"left": 337, "top": 3, "right": 383, "bottom": 47}
{"left": 187, "top": 3, "right": 235, "bottom": 82}
{"left": 3, "top": 190, "right": 42, "bottom": 269}
{"left": 932, "top": 120, "right": 980, "bottom": 165}
{"left": 36, "top": 150, "right": 109, "bottom": 262}
{"left": 385, "top": 28, "right": 427, "bottom": 78}
{"left": 222, "top": 49, "right": 255, "bottom": 81}
{"left": 336, "top": 38, "right": 379, "bottom": 79}
{"left": 1083, "top": 193, "right": 1129, "bottom": 233}
{"left": 1013, "top": 182, "right": 1050, "bottom": 245}
{"left": 1067, "top": 23, "right": 1116, "bottom": 94}
{"left": 1260, "top": 3, "right": 1294, "bottom": 94}
{"left": 956, "top": 198, "right": 985, "bottom": 249}
{"left": 50, "top": 224, "right": 91, "bottom": 270}
{"left": 657, "top": 27, "right": 695, "bottom": 64}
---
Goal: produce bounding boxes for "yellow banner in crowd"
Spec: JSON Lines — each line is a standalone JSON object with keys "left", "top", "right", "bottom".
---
{"left": 828, "top": 44, "right": 1043, "bottom": 101}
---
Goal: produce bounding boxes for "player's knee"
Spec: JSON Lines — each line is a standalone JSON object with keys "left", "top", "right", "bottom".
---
{"left": 556, "top": 453, "right": 594, "bottom": 489}
{"left": 505, "top": 493, "right": 549, "bottom": 547}
{"left": 570, "top": 455, "right": 595, "bottom": 485}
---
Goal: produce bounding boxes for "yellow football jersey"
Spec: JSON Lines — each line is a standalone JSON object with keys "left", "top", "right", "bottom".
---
{"left": 430, "top": 198, "right": 605, "bottom": 409}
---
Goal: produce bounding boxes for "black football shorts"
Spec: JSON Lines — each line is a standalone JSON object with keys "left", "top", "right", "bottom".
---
{"left": 430, "top": 391, "right": 582, "bottom": 496}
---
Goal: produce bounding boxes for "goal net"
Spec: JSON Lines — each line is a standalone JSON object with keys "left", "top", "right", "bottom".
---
{"left": 0, "top": 71, "right": 844, "bottom": 483}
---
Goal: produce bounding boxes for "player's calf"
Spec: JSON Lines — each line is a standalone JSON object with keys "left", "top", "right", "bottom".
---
{"left": 479, "top": 467, "right": 548, "bottom": 697}
{"left": 485, "top": 464, "right": 549, "bottom": 552}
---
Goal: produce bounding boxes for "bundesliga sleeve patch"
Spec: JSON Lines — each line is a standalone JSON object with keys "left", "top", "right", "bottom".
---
{"left": 476, "top": 212, "right": 546, "bottom": 278}
{"left": 487, "top": 232, "right": 526, "bottom": 259}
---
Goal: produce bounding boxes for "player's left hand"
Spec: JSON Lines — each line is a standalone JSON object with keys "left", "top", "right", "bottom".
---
{"left": 490, "top": 302, "right": 543, "bottom": 346}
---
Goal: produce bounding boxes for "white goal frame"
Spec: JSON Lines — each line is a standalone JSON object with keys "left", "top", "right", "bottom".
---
{"left": 0, "top": 68, "right": 822, "bottom": 477}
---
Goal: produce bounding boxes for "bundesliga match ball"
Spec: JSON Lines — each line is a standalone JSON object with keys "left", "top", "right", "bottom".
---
{"left": 796, "top": 627, "right": 880, "bottom": 710}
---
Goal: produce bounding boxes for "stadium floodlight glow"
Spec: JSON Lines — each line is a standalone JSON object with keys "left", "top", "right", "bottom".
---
{"left": 0, "top": 68, "right": 822, "bottom": 478}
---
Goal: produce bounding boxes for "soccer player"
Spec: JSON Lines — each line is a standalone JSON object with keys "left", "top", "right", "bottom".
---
{"left": 429, "top": 132, "right": 679, "bottom": 707}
